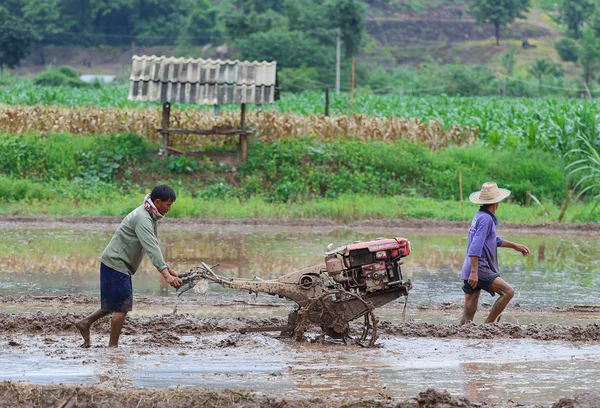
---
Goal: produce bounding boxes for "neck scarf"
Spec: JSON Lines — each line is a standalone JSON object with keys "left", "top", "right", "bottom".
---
{"left": 143, "top": 194, "right": 164, "bottom": 221}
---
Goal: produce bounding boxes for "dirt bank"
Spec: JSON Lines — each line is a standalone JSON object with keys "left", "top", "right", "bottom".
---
{"left": 0, "top": 381, "right": 528, "bottom": 408}
{"left": 0, "top": 216, "right": 598, "bottom": 237}
{"left": 1, "top": 381, "right": 599, "bottom": 408}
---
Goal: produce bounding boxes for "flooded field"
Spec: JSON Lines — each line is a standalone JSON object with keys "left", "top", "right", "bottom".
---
{"left": 1, "top": 223, "right": 599, "bottom": 308}
{"left": 1, "top": 218, "right": 599, "bottom": 407}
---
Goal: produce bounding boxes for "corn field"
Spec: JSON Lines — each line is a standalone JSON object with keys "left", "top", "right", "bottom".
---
{"left": 0, "top": 105, "right": 478, "bottom": 150}
{"left": 2, "top": 84, "right": 600, "bottom": 155}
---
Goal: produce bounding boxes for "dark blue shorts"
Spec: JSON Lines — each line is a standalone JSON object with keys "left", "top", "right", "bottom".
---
{"left": 100, "top": 263, "right": 133, "bottom": 312}
{"left": 462, "top": 273, "right": 499, "bottom": 296}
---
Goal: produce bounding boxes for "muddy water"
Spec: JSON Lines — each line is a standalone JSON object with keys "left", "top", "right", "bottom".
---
{"left": 1, "top": 332, "right": 599, "bottom": 406}
{"left": 2, "top": 224, "right": 600, "bottom": 406}
{"left": 1, "top": 227, "right": 599, "bottom": 308}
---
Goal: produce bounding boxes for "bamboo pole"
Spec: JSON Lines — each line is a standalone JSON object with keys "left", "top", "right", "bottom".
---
{"left": 459, "top": 171, "right": 464, "bottom": 221}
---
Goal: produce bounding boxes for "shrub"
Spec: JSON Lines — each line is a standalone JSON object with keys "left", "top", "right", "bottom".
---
{"left": 198, "top": 179, "right": 241, "bottom": 199}
{"left": 33, "top": 71, "right": 70, "bottom": 87}
{"left": 167, "top": 155, "right": 201, "bottom": 173}
{"left": 0, "top": 176, "right": 48, "bottom": 201}
{"left": 555, "top": 38, "right": 580, "bottom": 62}
{"left": 0, "top": 70, "right": 20, "bottom": 86}
{"left": 238, "top": 138, "right": 566, "bottom": 204}
{"left": 58, "top": 66, "right": 79, "bottom": 78}
{"left": 0, "top": 133, "right": 151, "bottom": 183}
{"left": 33, "top": 68, "right": 86, "bottom": 88}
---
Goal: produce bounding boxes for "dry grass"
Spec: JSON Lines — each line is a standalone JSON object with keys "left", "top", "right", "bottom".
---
{"left": 0, "top": 105, "right": 478, "bottom": 150}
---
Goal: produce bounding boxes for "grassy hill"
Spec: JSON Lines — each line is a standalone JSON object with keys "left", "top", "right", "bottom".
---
{"left": 13, "top": 1, "right": 572, "bottom": 85}
{"left": 364, "top": 0, "right": 570, "bottom": 78}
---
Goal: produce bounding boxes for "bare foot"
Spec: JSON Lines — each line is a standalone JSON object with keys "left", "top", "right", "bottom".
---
{"left": 75, "top": 320, "right": 91, "bottom": 348}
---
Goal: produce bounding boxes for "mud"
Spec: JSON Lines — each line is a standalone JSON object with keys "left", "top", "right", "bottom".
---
{"left": 2, "top": 309, "right": 600, "bottom": 342}
{"left": 0, "top": 381, "right": 526, "bottom": 408}
{"left": 1, "top": 216, "right": 598, "bottom": 237}
{"left": 3, "top": 301, "right": 600, "bottom": 407}
{"left": 1, "top": 218, "right": 599, "bottom": 406}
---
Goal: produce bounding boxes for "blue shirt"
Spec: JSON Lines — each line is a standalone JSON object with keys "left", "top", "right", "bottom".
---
{"left": 460, "top": 207, "right": 504, "bottom": 280}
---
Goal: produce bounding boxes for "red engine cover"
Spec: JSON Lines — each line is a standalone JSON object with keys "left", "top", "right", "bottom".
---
{"left": 345, "top": 237, "right": 410, "bottom": 257}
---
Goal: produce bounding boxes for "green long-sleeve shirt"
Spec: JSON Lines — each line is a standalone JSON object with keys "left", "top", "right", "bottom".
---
{"left": 100, "top": 205, "right": 169, "bottom": 276}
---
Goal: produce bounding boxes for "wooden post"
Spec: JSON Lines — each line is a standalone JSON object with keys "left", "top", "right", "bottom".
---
{"left": 161, "top": 102, "right": 170, "bottom": 157}
{"left": 325, "top": 86, "right": 330, "bottom": 117}
{"left": 459, "top": 171, "right": 465, "bottom": 221}
{"left": 240, "top": 103, "right": 247, "bottom": 162}
{"left": 558, "top": 190, "right": 572, "bottom": 223}
{"left": 351, "top": 56, "right": 355, "bottom": 115}
{"left": 525, "top": 191, "right": 531, "bottom": 207}
{"left": 538, "top": 243, "right": 545, "bottom": 262}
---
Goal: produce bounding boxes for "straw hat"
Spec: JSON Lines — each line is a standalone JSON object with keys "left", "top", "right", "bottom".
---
{"left": 469, "top": 182, "right": 511, "bottom": 204}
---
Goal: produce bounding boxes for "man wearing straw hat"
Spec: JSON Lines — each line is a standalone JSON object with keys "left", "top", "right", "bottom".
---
{"left": 460, "top": 182, "right": 530, "bottom": 325}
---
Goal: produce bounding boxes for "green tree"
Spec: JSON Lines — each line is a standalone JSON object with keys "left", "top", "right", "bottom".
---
{"left": 579, "top": 26, "right": 600, "bottom": 97}
{"left": 132, "top": 0, "right": 187, "bottom": 46}
{"left": 22, "top": 0, "right": 62, "bottom": 40}
{"left": 325, "top": 0, "right": 367, "bottom": 57}
{"left": 500, "top": 47, "right": 517, "bottom": 95}
{"left": 468, "top": 0, "right": 530, "bottom": 46}
{"left": 241, "top": 0, "right": 285, "bottom": 13}
{"left": 278, "top": 66, "right": 320, "bottom": 92}
{"left": 555, "top": 38, "right": 581, "bottom": 62}
{"left": 0, "top": 6, "right": 38, "bottom": 71}
{"left": 560, "top": 0, "right": 594, "bottom": 39}
{"left": 223, "top": 9, "right": 286, "bottom": 39}
{"left": 178, "top": 0, "right": 222, "bottom": 46}
{"left": 235, "top": 30, "right": 333, "bottom": 70}
{"left": 284, "top": 0, "right": 333, "bottom": 45}
{"left": 528, "top": 58, "right": 559, "bottom": 85}
{"left": 90, "top": 0, "right": 135, "bottom": 46}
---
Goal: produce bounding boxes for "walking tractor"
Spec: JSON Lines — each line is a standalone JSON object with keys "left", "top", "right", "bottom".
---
{"left": 178, "top": 237, "right": 412, "bottom": 346}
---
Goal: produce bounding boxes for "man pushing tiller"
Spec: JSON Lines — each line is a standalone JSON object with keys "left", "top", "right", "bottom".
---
{"left": 76, "top": 185, "right": 182, "bottom": 347}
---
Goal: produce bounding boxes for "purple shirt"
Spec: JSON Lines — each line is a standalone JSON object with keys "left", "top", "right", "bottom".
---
{"left": 460, "top": 207, "right": 504, "bottom": 280}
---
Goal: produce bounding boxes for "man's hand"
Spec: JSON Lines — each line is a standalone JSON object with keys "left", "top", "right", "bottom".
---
{"left": 468, "top": 256, "right": 479, "bottom": 289}
{"left": 468, "top": 272, "right": 478, "bottom": 289}
{"left": 501, "top": 240, "right": 530, "bottom": 257}
{"left": 514, "top": 244, "right": 530, "bottom": 257}
{"left": 161, "top": 268, "right": 182, "bottom": 289}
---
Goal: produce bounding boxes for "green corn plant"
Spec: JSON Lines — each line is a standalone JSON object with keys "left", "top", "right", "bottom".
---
{"left": 565, "top": 133, "right": 600, "bottom": 205}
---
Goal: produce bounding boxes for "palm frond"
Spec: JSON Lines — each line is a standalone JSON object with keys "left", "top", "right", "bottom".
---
{"left": 566, "top": 132, "right": 600, "bottom": 203}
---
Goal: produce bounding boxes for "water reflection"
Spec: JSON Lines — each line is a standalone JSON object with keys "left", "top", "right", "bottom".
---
{"left": 1, "top": 228, "right": 599, "bottom": 308}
